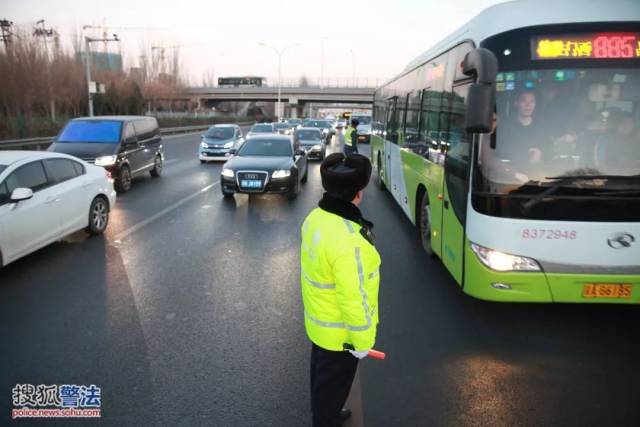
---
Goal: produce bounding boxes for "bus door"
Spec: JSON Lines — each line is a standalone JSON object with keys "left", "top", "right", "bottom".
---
{"left": 385, "top": 97, "right": 409, "bottom": 214}
{"left": 441, "top": 82, "right": 472, "bottom": 284}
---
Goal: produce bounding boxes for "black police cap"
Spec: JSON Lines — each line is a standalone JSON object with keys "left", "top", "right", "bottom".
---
{"left": 320, "top": 153, "right": 372, "bottom": 201}
{"left": 351, "top": 118, "right": 359, "bottom": 127}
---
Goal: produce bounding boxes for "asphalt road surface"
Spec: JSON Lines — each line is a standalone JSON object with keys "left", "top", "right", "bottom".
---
{"left": 1, "top": 128, "right": 639, "bottom": 426}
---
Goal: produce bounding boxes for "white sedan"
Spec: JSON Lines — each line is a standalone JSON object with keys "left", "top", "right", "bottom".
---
{"left": 0, "top": 151, "right": 116, "bottom": 267}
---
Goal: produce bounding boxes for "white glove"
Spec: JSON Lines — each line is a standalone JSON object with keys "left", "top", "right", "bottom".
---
{"left": 348, "top": 350, "right": 369, "bottom": 359}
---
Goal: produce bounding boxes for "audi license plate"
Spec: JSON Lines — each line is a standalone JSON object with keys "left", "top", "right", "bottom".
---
{"left": 582, "top": 283, "right": 632, "bottom": 299}
{"left": 241, "top": 180, "right": 262, "bottom": 189}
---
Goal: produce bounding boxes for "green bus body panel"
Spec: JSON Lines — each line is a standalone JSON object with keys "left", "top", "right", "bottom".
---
{"left": 399, "top": 149, "right": 444, "bottom": 259}
{"left": 440, "top": 182, "right": 465, "bottom": 285}
{"left": 464, "top": 240, "right": 640, "bottom": 303}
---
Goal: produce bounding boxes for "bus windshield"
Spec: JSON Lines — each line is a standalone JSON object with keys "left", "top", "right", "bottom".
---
{"left": 474, "top": 67, "right": 640, "bottom": 221}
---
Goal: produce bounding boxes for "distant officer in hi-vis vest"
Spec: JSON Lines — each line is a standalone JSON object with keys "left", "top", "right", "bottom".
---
{"left": 343, "top": 119, "right": 359, "bottom": 156}
{"left": 300, "top": 152, "right": 381, "bottom": 426}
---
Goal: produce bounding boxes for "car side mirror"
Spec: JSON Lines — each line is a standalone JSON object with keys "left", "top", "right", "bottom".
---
{"left": 295, "top": 148, "right": 306, "bottom": 156}
{"left": 124, "top": 136, "right": 138, "bottom": 145}
{"left": 228, "top": 148, "right": 237, "bottom": 155}
{"left": 10, "top": 187, "right": 33, "bottom": 203}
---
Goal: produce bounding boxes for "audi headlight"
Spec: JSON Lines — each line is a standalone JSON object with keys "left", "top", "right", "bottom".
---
{"left": 200, "top": 142, "right": 209, "bottom": 149}
{"left": 470, "top": 243, "right": 541, "bottom": 272}
{"left": 95, "top": 155, "right": 117, "bottom": 167}
{"left": 272, "top": 170, "right": 291, "bottom": 178}
{"left": 221, "top": 169, "right": 234, "bottom": 178}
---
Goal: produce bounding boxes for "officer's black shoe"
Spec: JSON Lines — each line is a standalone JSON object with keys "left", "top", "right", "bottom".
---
{"left": 340, "top": 408, "right": 352, "bottom": 422}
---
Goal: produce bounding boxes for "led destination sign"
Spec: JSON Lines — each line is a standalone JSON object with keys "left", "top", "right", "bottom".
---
{"left": 532, "top": 33, "right": 640, "bottom": 60}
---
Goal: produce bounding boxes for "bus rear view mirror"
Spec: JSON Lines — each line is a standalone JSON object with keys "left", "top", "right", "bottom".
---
{"left": 462, "top": 48, "right": 498, "bottom": 134}
{"left": 466, "top": 84, "right": 494, "bottom": 133}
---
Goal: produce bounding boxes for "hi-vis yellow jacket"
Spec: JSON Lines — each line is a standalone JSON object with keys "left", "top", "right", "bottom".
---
{"left": 344, "top": 126, "right": 355, "bottom": 146}
{"left": 301, "top": 207, "right": 381, "bottom": 351}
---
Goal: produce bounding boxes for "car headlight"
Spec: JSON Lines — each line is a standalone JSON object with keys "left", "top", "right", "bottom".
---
{"left": 272, "top": 169, "right": 291, "bottom": 178}
{"left": 312, "top": 144, "right": 322, "bottom": 150}
{"left": 221, "top": 169, "right": 235, "bottom": 178}
{"left": 200, "top": 142, "right": 209, "bottom": 149}
{"left": 224, "top": 142, "right": 234, "bottom": 149}
{"left": 95, "top": 155, "right": 117, "bottom": 166}
{"left": 470, "top": 243, "right": 541, "bottom": 272}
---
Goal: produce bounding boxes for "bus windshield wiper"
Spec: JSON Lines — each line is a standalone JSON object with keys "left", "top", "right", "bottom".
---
{"left": 545, "top": 174, "right": 640, "bottom": 180}
{"left": 522, "top": 174, "right": 640, "bottom": 211}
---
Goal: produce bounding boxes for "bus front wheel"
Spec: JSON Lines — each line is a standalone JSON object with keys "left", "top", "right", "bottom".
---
{"left": 419, "top": 193, "right": 435, "bottom": 257}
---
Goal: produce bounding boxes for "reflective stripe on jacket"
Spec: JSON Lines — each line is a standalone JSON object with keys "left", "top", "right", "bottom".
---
{"left": 300, "top": 207, "right": 381, "bottom": 351}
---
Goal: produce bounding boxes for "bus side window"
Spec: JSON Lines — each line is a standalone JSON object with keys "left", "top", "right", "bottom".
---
{"left": 404, "top": 91, "right": 421, "bottom": 145}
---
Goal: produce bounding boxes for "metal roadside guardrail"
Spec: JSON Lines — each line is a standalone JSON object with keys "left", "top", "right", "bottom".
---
{"left": 0, "top": 122, "right": 255, "bottom": 151}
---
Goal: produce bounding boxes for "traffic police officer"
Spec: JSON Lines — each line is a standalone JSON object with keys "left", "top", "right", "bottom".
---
{"left": 300, "top": 153, "right": 381, "bottom": 426}
{"left": 343, "top": 119, "right": 359, "bottom": 156}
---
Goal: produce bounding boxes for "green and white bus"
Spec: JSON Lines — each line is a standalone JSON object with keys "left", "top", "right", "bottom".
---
{"left": 370, "top": 0, "right": 640, "bottom": 303}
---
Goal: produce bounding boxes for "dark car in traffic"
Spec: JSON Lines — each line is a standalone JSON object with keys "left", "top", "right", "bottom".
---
{"left": 48, "top": 116, "right": 163, "bottom": 193}
{"left": 220, "top": 135, "right": 308, "bottom": 200}
{"left": 302, "top": 119, "right": 335, "bottom": 141}
{"left": 294, "top": 127, "right": 326, "bottom": 160}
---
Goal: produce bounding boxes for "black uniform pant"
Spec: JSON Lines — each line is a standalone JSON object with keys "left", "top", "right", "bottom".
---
{"left": 343, "top": 144, "right": 358, "bottom": 156}
{"left": 310, "top": 343, "right": 359, "bottom": 427}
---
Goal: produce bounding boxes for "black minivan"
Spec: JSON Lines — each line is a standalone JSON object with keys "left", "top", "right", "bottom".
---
{"left": 49, "top": 116, "right": 164, "bottom": 192}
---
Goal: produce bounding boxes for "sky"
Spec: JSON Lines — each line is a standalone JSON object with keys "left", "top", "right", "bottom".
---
{"left": 2, "top": 0, "right": 510, "bottom": 86}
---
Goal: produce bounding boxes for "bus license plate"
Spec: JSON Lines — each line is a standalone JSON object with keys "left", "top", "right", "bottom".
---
{"left": 241, "top": 180, "right": 262, "bottom": 189}
{"left": 582, "top": 283, "right": 632, "bottom": 299}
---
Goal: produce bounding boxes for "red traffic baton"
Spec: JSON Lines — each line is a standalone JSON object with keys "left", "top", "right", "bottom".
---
{"left": 343, "top": 343, "right": 386, "bottom": 360}
{"left": 367, "top": 349, "right": 386, "bottom": 360}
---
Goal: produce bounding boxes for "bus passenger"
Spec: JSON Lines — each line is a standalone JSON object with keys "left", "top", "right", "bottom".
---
{"left": 596, "top": 111, "right": 640, "bottom": 172}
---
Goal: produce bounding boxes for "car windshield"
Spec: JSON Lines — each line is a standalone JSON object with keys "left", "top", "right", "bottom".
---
{"left": 250, "top": 124, "right": 273, "bottom": 133}
{"left": 353, "top": 116, "right": 372, "bottom": 125}
{"left": 237, "top": 138, "right": 292, "bottom": 157}
{"left": 275, "top": 123, "right": 289, "bottom": 130}
{"left": 204, "top": 127, "right": 234, "bottom": 139}
{"left": 0, "top": 165, "right": 6, "bottom": 174}
{"left": 287, "top": 119, "right": 301, "bottom": 125}
{"left": 304, "top": 120, "right": 331, "bottom": 128}
{"left": 57, "top": 120, "right": 122, "bottom": 143}
{"left": 473, "top": 67, "right": 640, "bottom": 221}
{"left": 297, "top": 130, "right": 322, "bottom": 140}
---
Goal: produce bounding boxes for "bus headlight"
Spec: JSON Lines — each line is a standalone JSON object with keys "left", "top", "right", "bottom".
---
{"left": 470, "top": 243, "right": 541, "bottom": 272}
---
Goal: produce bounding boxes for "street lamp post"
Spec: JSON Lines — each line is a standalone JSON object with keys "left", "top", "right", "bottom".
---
{"left": 259, "top": 42, "right": 300, "bottom": 121}
{"left": 320, "top": 36, "right": 327, "bottom": 89}
{"left": 349, "top": 49, "right": 355, "bottom": 87}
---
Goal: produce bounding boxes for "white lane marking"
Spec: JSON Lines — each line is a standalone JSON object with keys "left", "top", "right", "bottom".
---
{"left": 113, "top": 180, "right": 220, "bottom": 242}
{"left": 165, "top": 159, "right": 178, "bottom": 165}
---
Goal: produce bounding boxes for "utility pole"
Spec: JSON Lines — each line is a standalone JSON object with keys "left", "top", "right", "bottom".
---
{"left": 0, "top": 19, "right": 14, "bottom": 51}
{"left": 84, "top": 33, "right": 119, "bottom": 116}
{"left": 34, "top": 19, "right": 57, "bottom": 121}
